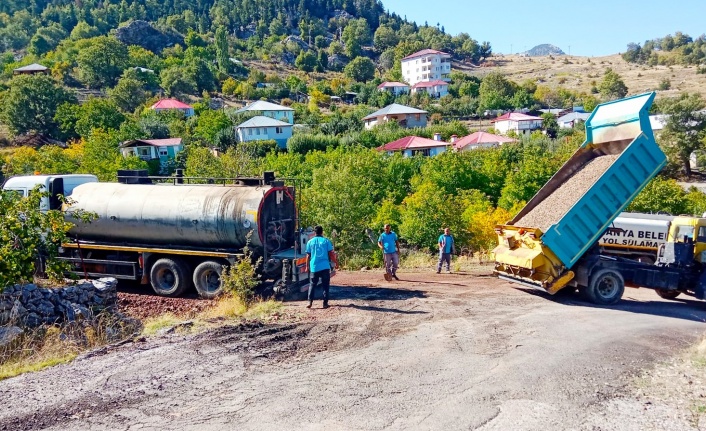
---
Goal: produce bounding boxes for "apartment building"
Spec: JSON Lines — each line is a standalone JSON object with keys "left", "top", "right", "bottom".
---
{"left": 401, "top": 49, "right": 452, "bottom": 86}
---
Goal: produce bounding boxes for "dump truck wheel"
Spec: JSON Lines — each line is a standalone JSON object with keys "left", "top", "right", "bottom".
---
{"left": 587, "top": 269, "right": 624, "bottom": 305}
{"left": 150, "top": 258, "right": 191, "bottom": 297}
{"left": 193, "top": 261, "right": 224, "bottom": 299}
{"left": 655, "top": 289, "right": 681, "bottom": 300}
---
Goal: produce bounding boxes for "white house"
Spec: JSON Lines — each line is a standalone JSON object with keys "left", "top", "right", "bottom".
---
{"left": 411, "top": 80, "right": 449, "bottom": 98}
{"left": 376, "top": 134, "right": 450, "bottom": 157}
{"left": 362, "top": 104, "right": 428, "bottom": 130}
{"left": 493, "top": 112, "right": 543, "bottom": 135}
{"left": 150, "top": 99, "right": 195, "bottom": 117}
{"left": 235, "top": 116, "right": 293, "bottom": 148}
{"left": 453, "top": 132, "right": 516, "bottom": 151}
{"left": 401, "top": 49, "right": 452, "bottom": 87}
{"left": 235, "top": 100, "right": 294, "bottom": 124}
{"left": 557, "top": 112, "right": 591, "bottom": 129}
{"left": 377, "top": 82, "right": 410, "bottom": 96}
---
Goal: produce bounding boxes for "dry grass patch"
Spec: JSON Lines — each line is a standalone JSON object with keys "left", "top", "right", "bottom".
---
{"left": 0, "top": 315, "right": 138, "bottom": 381}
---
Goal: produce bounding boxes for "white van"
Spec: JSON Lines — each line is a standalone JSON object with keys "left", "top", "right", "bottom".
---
{"left": 2, "top": 174, "right": 98, "bottom": 211}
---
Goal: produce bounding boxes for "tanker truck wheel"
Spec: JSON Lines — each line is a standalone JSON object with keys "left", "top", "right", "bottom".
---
{"left": 150, "top": 258, "right": 191, "bottom": 297}
{"left": 655, "top": 289, "right": 681, "bottom": 300}
{"left": 587, "top": 269, "right": 625, "bottom": 305}
{"left": 193, "top": 261, "right": 224, "bottom": 299}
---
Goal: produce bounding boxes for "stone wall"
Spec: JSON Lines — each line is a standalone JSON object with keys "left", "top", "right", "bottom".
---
{"left": 0, "top": 278, "right": 118, "bottom": 328}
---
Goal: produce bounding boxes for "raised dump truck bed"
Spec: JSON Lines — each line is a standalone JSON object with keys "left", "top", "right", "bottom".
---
{"left": 493, "top": 92, "right": 667, "bottom": 294}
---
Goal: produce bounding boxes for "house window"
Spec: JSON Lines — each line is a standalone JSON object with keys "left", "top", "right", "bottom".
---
{"left": 159, "top": 149, "right": 168, "bottom": 156}
{"left": 276, "top": 127, "right": 283, "bottom": 134}
{"left": 415, "top": 114, "right": 421, "bottom": 121}
{"left": 412, "top": 148, "right": 431, "bottom": 157}
{"left": 256, "top": 128, "right": 261, "bottom": 135}
{"left": 139, "top": 148, "right": 150, "bottom": 156}
{"left": 248, "top": 129, "right": 253, "bottom": 135}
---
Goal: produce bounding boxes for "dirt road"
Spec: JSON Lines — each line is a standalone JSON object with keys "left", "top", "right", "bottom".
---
{"left": 1, "top": 269, "right": 705, "bottom": 431}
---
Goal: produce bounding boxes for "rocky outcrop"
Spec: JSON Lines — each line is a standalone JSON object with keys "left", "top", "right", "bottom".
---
{"left": 524, "top": 44, "right": 566, "bottom": 57}
{"left": 0, "top": 278, "right": 119, "bottom": 328}
{"left": 115, "top": 20, "right": 184, "bottom": 54}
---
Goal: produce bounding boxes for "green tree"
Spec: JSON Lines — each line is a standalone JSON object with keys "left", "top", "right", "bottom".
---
{"left": 627, "top": 177, "right": 689, "bottom": 215}
{"left": 0, "top": 74, "right": 76, "bottom": 137}
{"left": 0, "top": 188, "right": 81, "bottom": 289}
{"left": 73, "top": 98, "right": 126, "bottom": 138}
{"left": 295, "top": 50, "right": 318, "bottom": 72}
{"left": 215, "top": 26, "right": 229, "bottom": 73}
{"left": 598, "top": 68, "right": 628, "bottom": 100}
{"left": 69, "top": 21, "right": 99, "bottom": 40}
{"left": 342, "top": 18, "right": 371, "bottom": 58}
{"left": 373, "top": 25, "right": 399, "bottom": 52}
{"left": 344, "top": 56, "right": 376, "bottom": 82}
{"left": 658, "top": 93, "right": 706, "bottom": 176}
{"left": 479, "top": 72, "right": 514, "bottom": 112}
{"left": 193, "top": 109, "right": 233, "bottom": 145}
{"left": 160, "top": 65, "right": 197, "bottom": 96}
{"left": 108, "top": 76, "right": 148, "bottom": 113}
{"left": 77, "top": 36, "right": 130, "bottom": 88}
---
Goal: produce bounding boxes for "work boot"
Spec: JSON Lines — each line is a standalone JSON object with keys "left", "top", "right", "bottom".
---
{"left": 306, "top": 302, "right": 312, "bottom": 308}
{"left": 393, "top": 275, "right": 399, "bottom": 280}
{"left": 322, "top": 302, "right": 329, "bottom": 309}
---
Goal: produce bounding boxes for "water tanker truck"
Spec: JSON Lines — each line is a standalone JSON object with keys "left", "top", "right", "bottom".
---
{"left": 3, "top": 172, "right": 311, "bottom": 299}
{"left": 493, "top": 92, "right": 706, "bottom": 304}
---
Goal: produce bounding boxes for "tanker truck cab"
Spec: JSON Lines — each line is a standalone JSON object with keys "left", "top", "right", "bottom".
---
{"left": 2, "top": 174, "right": 98, "bottom": 211}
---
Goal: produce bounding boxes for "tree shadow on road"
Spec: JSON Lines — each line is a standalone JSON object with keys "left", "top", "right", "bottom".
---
{"left": 329, "top": 285, "right": 427, "bottom": 302}
{"left": 335, "top": 303, "right": 428, "bottom": 314}
{"left": 514, "top": 287, "right": 706, "bottom": 323}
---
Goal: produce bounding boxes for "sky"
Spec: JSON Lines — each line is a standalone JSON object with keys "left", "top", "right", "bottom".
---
{"left": 381, "top": 0, "right": 706, "bottom": 57}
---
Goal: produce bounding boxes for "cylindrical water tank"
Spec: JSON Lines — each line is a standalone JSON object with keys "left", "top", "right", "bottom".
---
{"left": 66, "top": 182, "right": 296, "bottom": 252}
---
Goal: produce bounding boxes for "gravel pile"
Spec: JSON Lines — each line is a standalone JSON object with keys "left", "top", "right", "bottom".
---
{"left": 515, "top": 154, "right": 619, "bottom": 231}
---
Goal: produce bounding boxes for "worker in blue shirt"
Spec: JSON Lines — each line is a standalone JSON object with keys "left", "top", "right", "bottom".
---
{"left": 377, "top": 224, "right": 400, "bottom": 280}
{"left": 437, "top": 227, "right": 455, "bottom": 273}
{"left": 305, "top": 225, "right": 339, "bottom": 309}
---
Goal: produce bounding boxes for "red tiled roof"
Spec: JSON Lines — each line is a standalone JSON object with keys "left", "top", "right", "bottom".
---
{"left": 453, "top": 132, "right": 516, "bottom": 150}
{"left": 402, "top": 49, "right": 451, "bottom": 61}
{"left": 376, "top": 135, "right": 449, "bottom": 151}
{"left": 412, "top": 80, "right": 449, "bottom": 89}
{"left": 151, "top": 99, "right": 193, "bottom": 110}
{"left": 377, "top": 81, "right": 409, "bottom": 89}
{"left": 493, "top": 112, "right": 543, "bottom": 122}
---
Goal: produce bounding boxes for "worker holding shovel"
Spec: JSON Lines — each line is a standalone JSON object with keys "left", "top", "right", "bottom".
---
{"left": 377, "top": 224, "right": 400, "bottom": 281}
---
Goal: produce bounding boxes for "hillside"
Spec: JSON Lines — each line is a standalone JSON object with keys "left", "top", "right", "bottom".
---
{"left": 461, "top": 53, "right": 706, "bottom": 100}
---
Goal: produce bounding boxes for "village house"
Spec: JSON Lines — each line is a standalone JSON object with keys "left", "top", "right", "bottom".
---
{"left": 150, "top": 99, "right": 195, "bottom": 117}
{"left": 411, "top": 80, "right": 449, "bottom": 98}
{"left": 235, "top": 116, "right": 293, "bottom": 148}
{"left": 235, "top": 100, "right": 294, "bottom": 124}
{"left": 557, "top": 112, "right": 591, "bottom": 129}
{"left": 120, "top": 138, "right": 184, "bottom": 167}
{"left": 377, "top": 82, "right": 410, "bottom": 96}
{"left": 401, "top": 49, "right": 452, "bottom": 87}
{"left": 377, "top": 134, "right": 450, "bottom": 157}
{"left": 493, "top": 112, "right": 543, "bottom": 135}
{"left": 362, "top": 104, "right": 428, "bottom": 130}
{"left": 453, "top": 131, "right": 516, "bottom": 151}
{"left": 13, "top": 63, "right": 49, "bottom": 75}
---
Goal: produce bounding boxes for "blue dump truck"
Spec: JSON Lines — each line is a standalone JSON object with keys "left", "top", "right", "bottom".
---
{"left": 493, "top": 92, "right": 706, "bottom": 304}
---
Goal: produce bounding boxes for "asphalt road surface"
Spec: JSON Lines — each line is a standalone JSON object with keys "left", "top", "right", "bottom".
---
{"left": 1, "top": 269, "right": 704, "bottom": 431}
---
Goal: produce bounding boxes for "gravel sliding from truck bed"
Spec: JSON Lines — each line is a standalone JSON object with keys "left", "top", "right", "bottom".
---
{"left": 514, "top": 154, "right": 620, "bottom": 231}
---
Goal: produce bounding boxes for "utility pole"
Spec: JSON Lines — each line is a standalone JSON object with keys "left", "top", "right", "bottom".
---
{"left": 510, "top": 44, "right": 513, "bottom": 55}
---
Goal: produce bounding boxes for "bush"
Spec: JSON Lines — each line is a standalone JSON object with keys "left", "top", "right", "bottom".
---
{"left": 287, "top": 133, "right": 341, "bottom": 154}
{"left": 220, "top": 258, "right": 260, "bottom": 304}
{"left": 238, "top": 140, "right": 279, "bottom": 158}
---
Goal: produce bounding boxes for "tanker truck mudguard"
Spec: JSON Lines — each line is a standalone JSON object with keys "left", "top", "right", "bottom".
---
{"left": 493, "top": 92, "right": 684, "bottom": 303}
{"left": 57, "top": 173, "right": 311, "bottom": 299}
